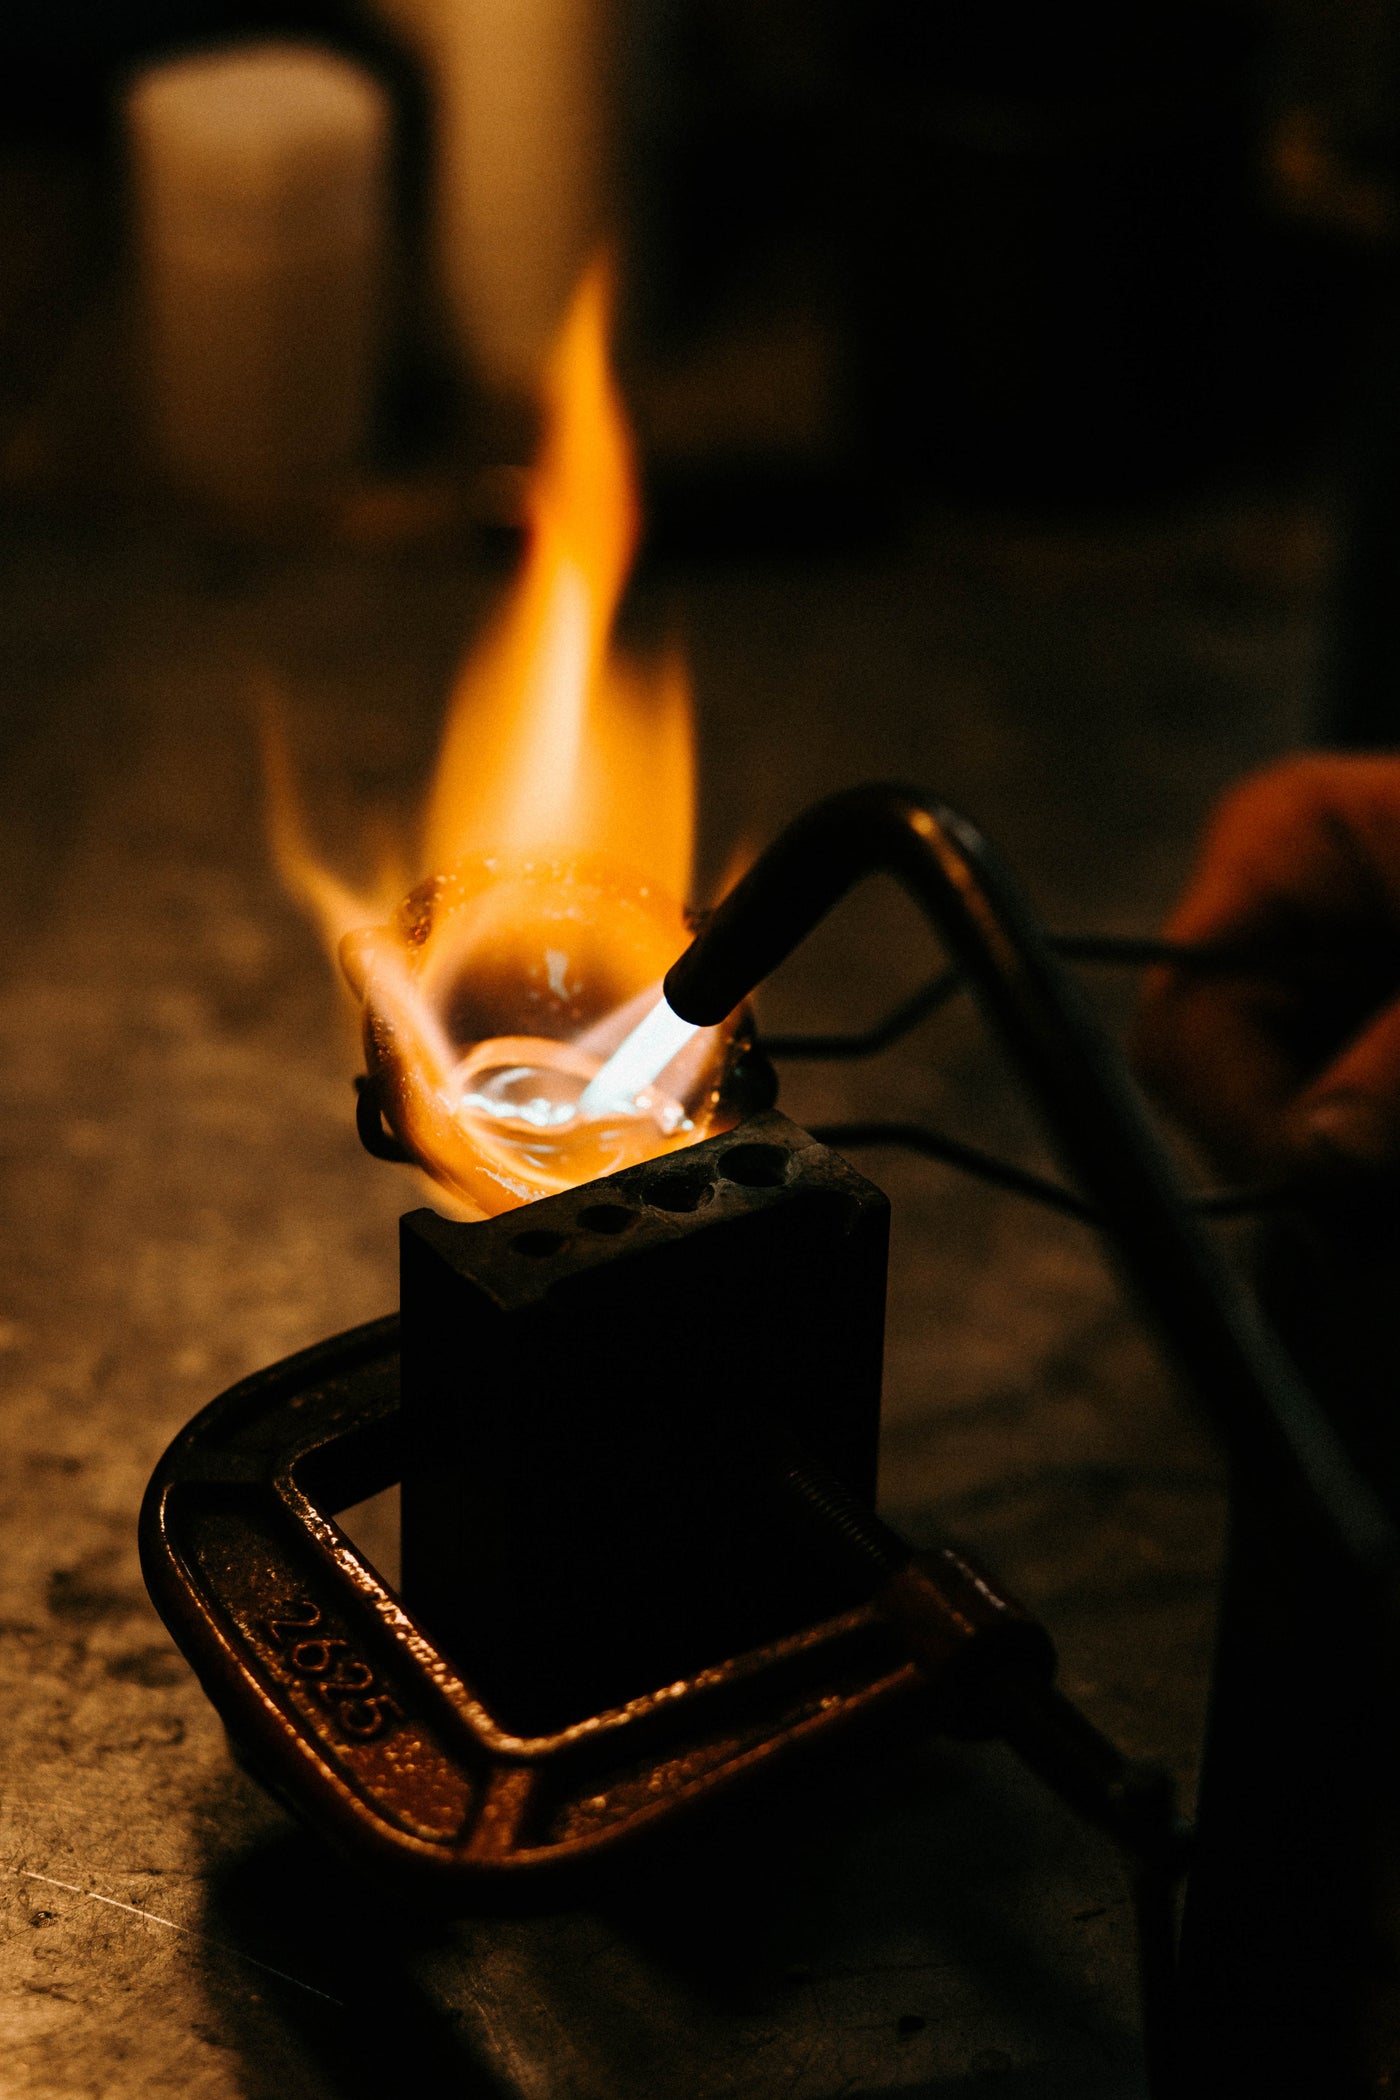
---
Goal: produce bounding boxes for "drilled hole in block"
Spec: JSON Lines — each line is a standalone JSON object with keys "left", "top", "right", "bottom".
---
{"left": 577, "top": 1203, "right": 639, "bottom": 1236}
{"left": 719, "top": 1143, "right": 789, "bottom": 1189}
{"left": 642, "top": 1168, "right": 714, "bottom": 1213}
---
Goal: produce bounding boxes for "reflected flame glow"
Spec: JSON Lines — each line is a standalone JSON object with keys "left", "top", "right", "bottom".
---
{"left": 269, "top": 259, "right": 736, "bottom": 1216}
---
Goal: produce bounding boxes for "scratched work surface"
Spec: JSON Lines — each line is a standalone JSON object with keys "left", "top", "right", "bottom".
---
{"left": 0, "top": 482, "right": 1321, "bottom": 2098}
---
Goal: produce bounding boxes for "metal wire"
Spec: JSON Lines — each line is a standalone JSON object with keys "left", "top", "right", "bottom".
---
{"left": 812, "top": 1122, "right": 1299, "bottom": 1228}
{"left": 781, "top": 931, "right": 1304, "bottom": 1225}
{"left": 770, "top": 926, "right": 1400, "bottom": 1061}
{"left": 809, "top": 1120, "right": 1099, "bottom": 1222}
{"left": 353, "top": 1074, "right": 412, "bottom": 1163}
{"left": 763, "top": 932, "right": 1261, "bottom": 1060}
{"left": 761, "top": 967, "right": 962, "bottom": 1059}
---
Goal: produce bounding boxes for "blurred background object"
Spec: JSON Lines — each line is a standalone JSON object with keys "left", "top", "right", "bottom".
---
{"left": 376, "top": 0, "right": 611, "bottom": 407}
{"left": 126, "top": 42, "right": 390, "bottom": 522}
{"left": 0, "top": 0, "right": 1389, "bottom": 535}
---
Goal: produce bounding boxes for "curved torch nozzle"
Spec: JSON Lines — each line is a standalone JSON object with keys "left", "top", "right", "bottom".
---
{"left": 665, "top": 782, "right": 1400, "bottom": 1600}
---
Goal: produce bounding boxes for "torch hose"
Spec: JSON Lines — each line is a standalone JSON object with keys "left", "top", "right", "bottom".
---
{"left": 664, "top": 784, "right": 1400, "bottom": 1601}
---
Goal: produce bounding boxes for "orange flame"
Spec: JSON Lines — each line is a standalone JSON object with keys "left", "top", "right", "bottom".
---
{"left": 270, "top": 257, "right": 735, "bottom": 1217}
{"left": 422, "top": 261, "right": 692, "bottom": 895}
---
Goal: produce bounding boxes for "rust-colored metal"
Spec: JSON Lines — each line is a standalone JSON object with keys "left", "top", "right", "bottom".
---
{"left": 139, "top": 1313, "right": 1013, "bottom": 1897}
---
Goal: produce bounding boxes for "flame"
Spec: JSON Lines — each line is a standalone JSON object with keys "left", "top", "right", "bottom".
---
{"left": 422, "top": 261, "right": 693, "bottom": 894}
{"left": 270, "top": 257, "right": 737, "bottom": 1216}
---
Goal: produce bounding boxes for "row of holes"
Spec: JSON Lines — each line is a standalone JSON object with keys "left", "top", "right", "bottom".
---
{"left": 510, "top": 1142, "right": 791, "bottom": 1258}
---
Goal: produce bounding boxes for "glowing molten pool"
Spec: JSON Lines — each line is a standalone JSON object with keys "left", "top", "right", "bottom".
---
{"left": 270, "top": 259, "right": 739, "bottom": 1214}
{"left": 338, "top": 853, "right": 733, "bottom": 1215}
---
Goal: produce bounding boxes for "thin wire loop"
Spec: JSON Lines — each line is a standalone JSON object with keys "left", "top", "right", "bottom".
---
{"left": 764, "top": 932, "right": 1293, "bottom": 1061}
{"left": 773, "top": 931, "right": 1304, "bottom": 1221}
{"left": 812, "top": 1121, "right": 1298, "bottom": 1228}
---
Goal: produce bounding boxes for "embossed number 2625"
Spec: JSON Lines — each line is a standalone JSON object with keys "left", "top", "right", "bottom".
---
{"left": 265, "top": 1599, "right": 403, "bottom": 1742}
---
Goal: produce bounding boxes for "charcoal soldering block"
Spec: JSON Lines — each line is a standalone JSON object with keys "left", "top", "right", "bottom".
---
{"left": 399, "top": 1110, "right": 889, "bottom": 1732}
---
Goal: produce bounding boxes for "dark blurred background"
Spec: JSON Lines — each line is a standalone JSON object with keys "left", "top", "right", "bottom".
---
{"left": 0, "top": 0, "right": 1392, "bottom": 535}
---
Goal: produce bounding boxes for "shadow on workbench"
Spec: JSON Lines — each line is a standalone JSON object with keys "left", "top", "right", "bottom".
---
{"left": 196, "top": 1815, "right": 510, "bottom": 2100}
{"left": 192, "top": 1724, "right": 1141, "bottom": 2099}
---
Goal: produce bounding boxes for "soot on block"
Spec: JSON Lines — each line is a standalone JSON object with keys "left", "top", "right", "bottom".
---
{"left": 400, "top": 1109, "right": 889, "bottom": 1734}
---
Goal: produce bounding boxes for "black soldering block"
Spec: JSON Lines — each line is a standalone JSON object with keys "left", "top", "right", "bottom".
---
{"left": 400, "top": 1110, "right": 889, "bottom": 1734}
